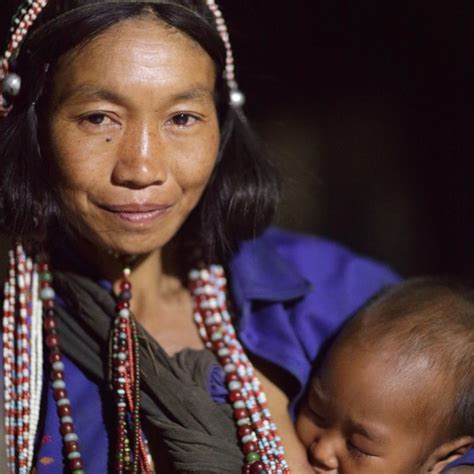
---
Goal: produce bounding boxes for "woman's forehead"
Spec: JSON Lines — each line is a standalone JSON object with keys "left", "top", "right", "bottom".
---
{"left": 50, "top": 17, "right": 216, "bottom": 106}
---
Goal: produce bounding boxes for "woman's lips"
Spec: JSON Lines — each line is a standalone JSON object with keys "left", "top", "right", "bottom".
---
{"left": 98, "top": 203, "right": 173, "bottom": 224}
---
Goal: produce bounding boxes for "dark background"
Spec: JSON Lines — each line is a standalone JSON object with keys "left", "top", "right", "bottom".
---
{"left": 2, "top": 2, "right": 473, "bottom": 277}
{"left": 223, "top": 1, "right": 474, "bottom": 277}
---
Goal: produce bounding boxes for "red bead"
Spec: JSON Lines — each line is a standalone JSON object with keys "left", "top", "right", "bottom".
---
{"left": 60, "top": 423, "right": 74, "bottom": 435}
{"left": 43, "top": 316, "right": 56, "bottom": 330}
{"left": 225, "top": 372, "right": 239, "bottom": 383}
{"left": 51, "top": 371, "right": 64, "bottom": 380}
{"left": 115, "top": 301, "right": 129, "bottom": 310}
{"left": 234, "top": 408, "right": 248, "bottom": 420}
{"left": 49, "top": 352, "right": 61, "bottom": 363}
{"left": 242, "top": 441, "right": 258, "bottom": 454}
{"left": 46, "top": 335, "right": 59, "bottom": 348}
{"left": 207, "top": 324, "right": 219, "bottom": 334}
{"left": 120, "top": 280, "right": 131, "bottom": 290}
{"left": 229, "top": 390, "right": 242, "bottom": 402}
{"left": 64, "top": 441, "right": 79, "bottom": 453}
{"left": 238, "top": 425, "right": 253, "bottom": 437}
{"left": 212, "top": 340, "right": 225, "bottom": 350}
{"left": 220, "top": 356, "right": 232, "bottom": 366}
{"left": 54, "top": 389, "right": 67, "bottom": 401}
{"left": 58, "top": 405, "right": 71, "bottom": 417}
{"left": 249, "top": 461, "right": 265, "bottom": 473}
{"left": 69, "top": 458, "right": 83, "bottom": 470}
{"left": 44, "top": 299, "right": 55, "bottom": 309}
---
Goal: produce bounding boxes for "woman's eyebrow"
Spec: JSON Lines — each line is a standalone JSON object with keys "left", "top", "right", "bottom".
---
{"left": 56, "top": 84, "right": 214, "bottom": 107}
{"left": 56, "top": 84, "right": 128, "bottom": 107}
{"left": 167, "top": 86, "right": 214, "bottom": 103}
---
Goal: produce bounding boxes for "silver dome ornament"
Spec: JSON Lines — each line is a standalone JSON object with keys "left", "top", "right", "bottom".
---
{"left": 229, "top": 89, "right": 245, "bottom": 108}
{"left": 1, "top": 72, "right": 21, "bottom": 97}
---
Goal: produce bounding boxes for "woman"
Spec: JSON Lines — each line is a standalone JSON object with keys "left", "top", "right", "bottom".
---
{"left": 0, "top": 1, "right": 472, "bottom": 473}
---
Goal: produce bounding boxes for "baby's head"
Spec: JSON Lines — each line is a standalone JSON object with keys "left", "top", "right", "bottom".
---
{"left": 296, "top": 277, "right": 474, "bottom": 474}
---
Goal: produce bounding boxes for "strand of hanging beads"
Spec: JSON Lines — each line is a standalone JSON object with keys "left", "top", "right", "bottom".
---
{"left": 110, "top": 265, "right": 152, "bottom": 474}
{"left": 189, "top": 264, "right": 290, "bottom": 474}
{"left": 39, "top": 260, "right": 85, "bottom": 473}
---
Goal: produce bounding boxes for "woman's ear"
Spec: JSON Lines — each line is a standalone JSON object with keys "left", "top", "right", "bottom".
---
{"left": 424, "top": 436, "right": 474, "bottom": 474}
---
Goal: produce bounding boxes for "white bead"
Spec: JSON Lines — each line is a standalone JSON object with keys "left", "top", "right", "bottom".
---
{"left": 233, "top": 400, "right": 245, "bottom": 409}
{"left": 217, "top": 347, "right": 230, "bottom": 357}
{"left": 119, "top": 308, "right": 130, "bottom": 319}
{"left": 228, "top": 380, "right": 241, "bottom": 390}
{"left": 224, "top": 363, "right": 236, "bottom": 373}
{"left": 236, "top": 417, "right": 251, "bottom": 426}
{"left": 229, "top": 89, "right": 245, "bottom": 107}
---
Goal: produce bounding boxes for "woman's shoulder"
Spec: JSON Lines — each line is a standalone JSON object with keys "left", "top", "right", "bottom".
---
{"left": 230, "top": 226, "right": 400, "bottom": 324}
{"left": 246, "top": 227, "right": 400, "bottom": 292}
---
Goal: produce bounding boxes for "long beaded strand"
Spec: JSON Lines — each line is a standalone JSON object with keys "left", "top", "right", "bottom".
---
{"left": 39, "top": 261, "right": 85, "bottom": 474}
{"left": 26, "top": 257, "right": 43, "bottom": 469}
{"left": 14, "top": 246, "right": 31, "bottom": 472}
{"left": 3, "top": 249, "right": 17, "bottom": 472}
{"left": 2, "top": 246, "right": 44, "bottom": 474}
{"left": 110, "top": 266, "right": 151, "bottom": 474}
{"left": 189, "top": 265, "right": 290, "bottom": 474}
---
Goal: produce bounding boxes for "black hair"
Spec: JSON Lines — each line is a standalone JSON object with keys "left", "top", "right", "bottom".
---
{"left": 0, "top": 0, "right": 280, "bottom": 261}
{"left": 338, "top": 277, "right": 474, "bottom": 438}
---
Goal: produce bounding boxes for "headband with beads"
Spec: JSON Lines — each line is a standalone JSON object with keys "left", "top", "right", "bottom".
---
{"left": 0, "top": 0, "right": 245, "bottom": 116}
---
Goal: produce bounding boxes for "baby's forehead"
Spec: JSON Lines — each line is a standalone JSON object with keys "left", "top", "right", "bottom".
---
{"left": 311, "top": 338, "right": 455, "bottom": 428}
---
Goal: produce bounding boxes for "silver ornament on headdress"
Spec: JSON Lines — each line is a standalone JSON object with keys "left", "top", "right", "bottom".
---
{"left": 1, "top": 73, "right": 22, "bottom": 97}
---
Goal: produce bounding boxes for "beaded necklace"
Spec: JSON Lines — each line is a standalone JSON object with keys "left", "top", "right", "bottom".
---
{"left": 2, "top": 246, "right": 290, "bottom": 473}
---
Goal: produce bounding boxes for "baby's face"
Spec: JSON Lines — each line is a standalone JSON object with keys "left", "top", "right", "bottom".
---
{"left": 296, "top": 341, "right": 448, "bottom": 474}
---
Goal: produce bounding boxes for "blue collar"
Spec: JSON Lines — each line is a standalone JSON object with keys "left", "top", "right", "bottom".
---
{"left": 229, "top": 234, "right": 312, "bottom": 304}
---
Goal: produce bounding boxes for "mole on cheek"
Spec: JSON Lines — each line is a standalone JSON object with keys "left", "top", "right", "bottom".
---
{"left": 106, "top": 137, "right": 112, "bottom": 143}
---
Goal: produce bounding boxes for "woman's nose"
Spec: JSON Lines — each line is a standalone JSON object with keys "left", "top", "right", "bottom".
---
{"left": 112, "top": 123, "right": 168, "bottom": 189}
{"left": 309, "top": 437, "right": 339, "bottom": 472}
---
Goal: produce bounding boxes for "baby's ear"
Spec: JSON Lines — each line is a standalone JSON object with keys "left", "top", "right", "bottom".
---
{"left": 424, "top": 436, "right": 474, "bottom": 474}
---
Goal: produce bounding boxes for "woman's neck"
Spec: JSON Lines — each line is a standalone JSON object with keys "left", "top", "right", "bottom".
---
{"left": 69, "top": 237, "right": 187, "bottom": 324}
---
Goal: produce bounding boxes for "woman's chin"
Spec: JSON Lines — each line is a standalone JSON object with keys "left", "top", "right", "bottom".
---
{"left": 99, "top": 239, "right": 163, "bottom": 259}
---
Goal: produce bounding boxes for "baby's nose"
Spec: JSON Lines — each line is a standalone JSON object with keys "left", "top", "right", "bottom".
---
{"left": 309, "top": 439, "right": 339, "bottom": 472}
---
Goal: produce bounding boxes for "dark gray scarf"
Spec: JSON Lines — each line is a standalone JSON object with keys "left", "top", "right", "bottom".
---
{"left": 53, "top": 270, "right": 243, "bottom": 473}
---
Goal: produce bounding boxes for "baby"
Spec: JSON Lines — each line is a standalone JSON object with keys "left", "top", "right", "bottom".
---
{"left": 296, "top": 277, "right": 474, "bottom": 473}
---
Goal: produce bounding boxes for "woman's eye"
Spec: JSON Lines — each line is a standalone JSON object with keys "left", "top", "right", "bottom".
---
{"left": 169, "top": 113, "right": 198, "bottom": 128}
{"left": 82, "top": 113, "right": 112, "bottom": 126}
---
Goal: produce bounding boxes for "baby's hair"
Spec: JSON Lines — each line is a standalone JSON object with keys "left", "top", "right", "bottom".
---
{"left": 339, "top": 277, "right": 474, "bottom": 437}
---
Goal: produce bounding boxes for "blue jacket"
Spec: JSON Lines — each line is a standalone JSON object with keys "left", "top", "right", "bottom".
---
{"left": 33, "top": 228, "right": 473, "bottom": 471}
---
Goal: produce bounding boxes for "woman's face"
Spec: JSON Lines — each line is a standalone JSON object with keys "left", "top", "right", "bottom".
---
{"left": 47, "top": 16, "right": 219, "bottom": 255}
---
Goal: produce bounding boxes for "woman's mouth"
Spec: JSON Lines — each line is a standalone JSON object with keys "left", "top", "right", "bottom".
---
{"left": 98, "top": 202, "right": 173, "bottom": 225}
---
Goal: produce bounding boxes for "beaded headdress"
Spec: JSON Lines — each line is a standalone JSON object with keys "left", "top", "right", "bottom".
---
{"left": 0, "top": 0, "right": 245, "bottom": 117}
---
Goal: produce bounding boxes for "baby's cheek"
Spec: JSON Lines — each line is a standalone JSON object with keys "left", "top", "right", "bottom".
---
{"left": 295, "top": 412, "right": 317, "bottom": 448}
